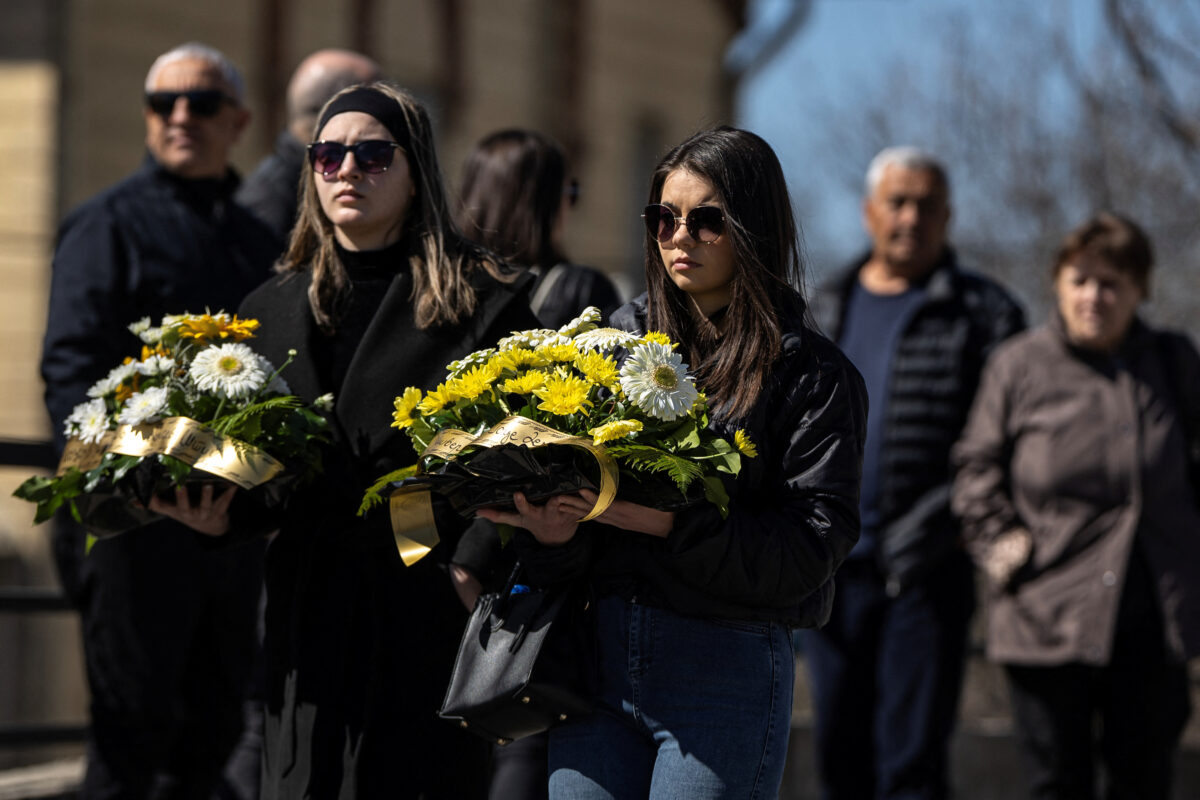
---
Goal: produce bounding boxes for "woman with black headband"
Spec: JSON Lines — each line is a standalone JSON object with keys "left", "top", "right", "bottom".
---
{"left": 158, "top": 82, "right": 539, "bottom": 797}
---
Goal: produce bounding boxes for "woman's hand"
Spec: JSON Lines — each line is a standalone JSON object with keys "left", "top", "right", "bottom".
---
{"left": 559, "top": 489, "right": 675, "bottom": 538}
{"left": 146, "top": 483, "right": 236, "bottom": 537}
{"left": 449, "top": 563, "right": 483, "bottom": 611}
{"left": 476, "top": 492, "right": 580, "bottom": 546}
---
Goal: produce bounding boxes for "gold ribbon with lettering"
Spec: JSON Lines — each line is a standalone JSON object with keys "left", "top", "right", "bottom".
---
{"left": 389, "top": 415, "right": 619, "bottom": 566}
{"left": 56, "top": 417, "right": 284, "bottom": 490}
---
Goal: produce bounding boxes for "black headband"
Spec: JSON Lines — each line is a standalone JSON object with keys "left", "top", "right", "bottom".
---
{"left": 315, "top": 88, "right": 410, "bottom": 151}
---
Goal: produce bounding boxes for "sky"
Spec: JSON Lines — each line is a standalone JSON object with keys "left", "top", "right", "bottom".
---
{"left": 733, "top": 0, "right": 1106, "bottom": 278}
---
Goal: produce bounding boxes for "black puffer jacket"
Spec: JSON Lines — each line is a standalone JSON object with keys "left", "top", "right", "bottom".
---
{"left": 518, "top": 292, "right": 868, "bottom": 628}
{"left": 811, "top": 250, "right": 1025, "bottom": 594}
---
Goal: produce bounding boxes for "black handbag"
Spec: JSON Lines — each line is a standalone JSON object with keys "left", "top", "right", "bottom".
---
{"left": 438, "top": 566, "right": 596, "bottom": 745}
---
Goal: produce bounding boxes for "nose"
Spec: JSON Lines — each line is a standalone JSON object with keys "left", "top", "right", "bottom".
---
{"left": 335, "top": 150, "right": 362, "bottom": 180}
{"left": 667, "top": 216, "right": 696, "bottom": 249}
{"left": 897, "top": 199, "right": 921, "bottom": 227}
{"left": 167, "top": 97, "right": 192, "bottom": 125}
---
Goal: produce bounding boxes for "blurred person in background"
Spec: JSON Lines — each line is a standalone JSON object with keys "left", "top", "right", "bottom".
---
{"left": 39, "top": 42, "right": 279, "bottom": 799}
{"left": 801, "top": 146, "right": 1025, "bottom": 800}
{"left": 952, "top": 211, "right": 1200, "bottom": 800}
{"left": 456, "top": 128, "right": 621, "bottom": 328}
{"left": 237, "top": 48, "right": 381, "bottom": 241}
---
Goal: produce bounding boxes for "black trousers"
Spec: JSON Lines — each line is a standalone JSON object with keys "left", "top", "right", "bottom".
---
{"left": 1005, "top": 651, "right": 1190, "bottom": 800}
{"left": 73, "top": 523, "right": 264, "bottom": 800}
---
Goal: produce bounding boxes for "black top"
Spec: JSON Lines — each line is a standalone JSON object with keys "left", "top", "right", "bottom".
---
{"left": 235, "top": 130, "right": 307, "bottom": 242}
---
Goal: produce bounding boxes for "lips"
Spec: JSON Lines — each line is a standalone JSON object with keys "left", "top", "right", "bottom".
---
{"left": 672, "top": 257, "right": 700, "bottom": 270}
{"left": 334, "top": 188, "right": 364, "bottom": 201}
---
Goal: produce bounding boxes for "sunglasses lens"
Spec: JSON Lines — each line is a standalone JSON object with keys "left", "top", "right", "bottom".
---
{"left": 688, "top": 207, "right": 724, "bottom": 243}
{"left": 145, "top": 92, "right": 177, "bottom": 117}
{"left": 355, "top": 141, "right": 397, "bottom": 174}
{"left": 186, "top": 90, "right": 224, "bottom": 117}
{"left": 643, "top": 205, "right": 676, "bottom": 242}
{"left": 309, "top": 143, "right": 346, "bottom": 175}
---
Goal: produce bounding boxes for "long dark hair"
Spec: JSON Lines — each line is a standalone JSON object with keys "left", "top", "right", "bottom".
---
{"left": 280, "top": 81, "right": 502, "bottom": 332}
{"left": 644, "top": 126, "right": 807, "bottom": 420}
{"left": 456, "top": 129, "right": 569, "bottom": 269}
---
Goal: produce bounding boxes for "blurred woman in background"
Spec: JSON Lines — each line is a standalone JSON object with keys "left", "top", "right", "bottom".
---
{"left": 457, "top": 129, "right": 621, "bottom": 328}
{"left": 952, "top": 212, "right": 1200, "bottom": 800}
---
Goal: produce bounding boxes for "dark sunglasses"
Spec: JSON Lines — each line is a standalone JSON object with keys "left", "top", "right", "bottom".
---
{"left": 642, "top": 204, "right": 725, "bottom": 244}
{"left": 144, "top": 89, "right": 235, "bottom": 119}
{"left": 307, "top": 140, "right": 403, "bottom": 176}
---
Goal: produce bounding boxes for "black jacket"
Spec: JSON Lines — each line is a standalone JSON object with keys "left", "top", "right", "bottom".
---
{"left": 811, "top": 250, "right": 1025, "bottom": 594}
{"left": 41, "top": 156, "right": 282, "bottom": 446}
{"left": 238, "top": 264, "right": 538, "bottom": 798}
{"left": 235, "top": 131, "right": 306, "bottom": 243}
{"left": 518, "top": 292, "right": 868, "bottom": 628}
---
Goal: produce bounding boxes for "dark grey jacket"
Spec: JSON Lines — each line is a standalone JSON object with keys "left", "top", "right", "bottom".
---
{"left": 519, "top": 291, "right": 868, "bottom": 628}
{"left": 812, "top": 250, "right": 1025, "bottom": 594}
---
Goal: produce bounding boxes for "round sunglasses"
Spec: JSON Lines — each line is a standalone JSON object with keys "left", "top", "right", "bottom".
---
{"left": 642, "top": 204, "right": 725, "bottom": 244}
{"left": 307, "top": 140, "right": 403, "bottom": 176}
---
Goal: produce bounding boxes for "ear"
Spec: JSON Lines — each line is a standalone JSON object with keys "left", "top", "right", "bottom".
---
{"left": 231, "top": 107, "right": 251, "bottom": 139}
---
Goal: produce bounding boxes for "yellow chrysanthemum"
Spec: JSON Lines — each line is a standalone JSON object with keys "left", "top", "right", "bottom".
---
{"left": 391, "top": 387, "right": 423, "bottom": 429}
{"left": 534, "top": 373, "right": 593, "bottom": 416}
{"left": 176, "top": 313, "right": 260, "bottom": 344}
{"left": 537, "top": 343, "right": 580, "bottom": 364}
{"left": 501, "top": 370, "right": 547, "bottom": 394}
{"left": 493, "top": 347, "right": 543, "bottom": 372}
{"left": 642, "top": 331, "right": 672, "bottom": 347}
{"left": 418, "top": 383, "right": 455, "bottom": 415}
{"left": 574, "top": 351, "right": 620, "bottom": 389}
{"left": 448, "top": 363, "right": 499, "bottom": 402}
{"left": 589, "top": 419, "right": 643, "bottom": 445}
{"left": 734, "top": 429, "right": 758, "bottom": 458}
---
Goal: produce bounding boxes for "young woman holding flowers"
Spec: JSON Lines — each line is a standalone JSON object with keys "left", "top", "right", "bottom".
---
{"left": 479, "top": 126, "right": 868, "bottom": 798}
{"left": 157, "top": 82, "right": 538, "bottom": 798}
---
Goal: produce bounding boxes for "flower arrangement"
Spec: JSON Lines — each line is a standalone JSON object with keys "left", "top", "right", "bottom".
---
{"left": 361, "top": 307, "right": 754, "bottom": 521}
{"left": 15, "top": 312, "right": 332, "bottom": 534}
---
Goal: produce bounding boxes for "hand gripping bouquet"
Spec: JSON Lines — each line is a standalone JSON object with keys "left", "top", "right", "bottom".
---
{"left": 361, "top": 308, "right": 757, "bottom": 563}
{"left": 15, "top": 312, "right": 332, "bottom": 537}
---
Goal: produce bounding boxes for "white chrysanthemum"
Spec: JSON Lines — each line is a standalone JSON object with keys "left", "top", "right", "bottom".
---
{"left": 313, "top": 393, "right": 335, "bottom": 412}
{"left": 189, "top": 342, "right": 268, "bottom": 399}
{"left": 138, "top": 326, "right": 164, "bottom": 344}
{"left": 86, "top": 362, "right": 139, "bottom": 398}
{"left": 160, "top": 313, "right": 190, "bottom": 327}
{"left": 447, "top": 348, "right": 496, "bottom": 377}
{"left": 573, "top": 327, "right": 641, "bottom": 353}
{"left": 127, "top": 317, "right": 152, "bottom": 336}
{"left": 558, "top": 307, "right": 601, "bottom": 337}
{"left": 619, "top": 341, "right": 698, "bottom": 421}
{"left": 117, "top": 386, "right": 170, "bottom": 426}
{"left": 66, "top": 398, "right": 111, "bottom": 444}
{"left": 498, "top": 329, "right": 571, "bottom": 350}
{"left": 135, "top": 354, "right": 176, "bottom": 377}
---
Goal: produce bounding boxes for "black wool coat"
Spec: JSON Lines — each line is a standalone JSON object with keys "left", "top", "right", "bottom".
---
{"left": 238, "top": 263, "right": 537, "bottom": 799}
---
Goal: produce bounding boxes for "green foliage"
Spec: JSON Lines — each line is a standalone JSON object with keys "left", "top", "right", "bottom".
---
{"left": 358, "top": 464, "right": 419, "bottom": 516}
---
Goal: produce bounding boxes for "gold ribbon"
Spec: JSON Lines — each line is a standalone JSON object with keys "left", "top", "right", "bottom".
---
{"left": 389, "top": 415, "right": 619, "bottom": 565}
{"left": 56, "top": 417, "right": 284, "bottom": 490}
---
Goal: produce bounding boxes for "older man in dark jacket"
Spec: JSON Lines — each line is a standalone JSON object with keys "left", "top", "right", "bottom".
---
{"left": 40, "top": 42, "right": 280, "bottom": 799}
{"left": 799, "top": 147, "right": 1025, "bottom": 800}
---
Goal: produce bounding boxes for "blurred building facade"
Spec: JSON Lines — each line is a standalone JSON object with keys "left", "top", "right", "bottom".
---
{"left": 0, "top": 0, "right": 746, "bottom": 771}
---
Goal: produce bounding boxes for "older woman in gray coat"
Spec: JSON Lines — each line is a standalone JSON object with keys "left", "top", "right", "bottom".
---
{"left": 952, "top": 212, "right": 1200, "bottom": 800}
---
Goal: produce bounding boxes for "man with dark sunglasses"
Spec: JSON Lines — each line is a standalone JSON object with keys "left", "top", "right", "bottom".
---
{"left": 237, "top": 48, "right": 381, "bottom": 241}
{"left": 40, "top": 42, "right": 280, "bottom": 800}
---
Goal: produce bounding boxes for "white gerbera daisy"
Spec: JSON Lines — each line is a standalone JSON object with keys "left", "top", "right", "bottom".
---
{"left": 498, "top": 329, "right": 571, "bottom": 350}
{"left": 619, "top": 341, "right": 698, "bottom": 421}
{"left": 117, "top": 386, "right": 170, "bottom": 426}
{"left": 86, "top": 362, "right": 139, "bottom": 398}
{"left": 66, "top": 398, "right": 111, "bottom": 444}
{"left": 189, "top": 343, "right": 268, "bottom": 399}
{"left": 446, "top": 348, "right": 496, "bottom": 377}
{"left": 573, "top": 327, "right": 641, "bottom": 353}
{"left": 558, "top": 307, "right": 602, "bottom": 337}
{"left": 135, "top": 354, "right": 176, "bottom": 377}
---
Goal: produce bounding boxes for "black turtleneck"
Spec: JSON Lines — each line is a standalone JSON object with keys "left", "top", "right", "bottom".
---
{"left": 313, "top": 238, "right": 412, "bottom": 393}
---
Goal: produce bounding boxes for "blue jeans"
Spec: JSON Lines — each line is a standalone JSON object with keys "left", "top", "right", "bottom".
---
{"left": 548, "top": 595, "right": 793, "bottom": 800}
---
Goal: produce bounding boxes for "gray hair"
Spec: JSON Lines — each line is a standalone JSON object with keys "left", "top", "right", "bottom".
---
{"left": 864, "top": 146, "right": 949, "bottom": 198}
{"left": 144, "top": 42, "right": 246, "bottom": 103}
